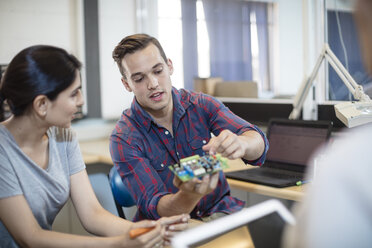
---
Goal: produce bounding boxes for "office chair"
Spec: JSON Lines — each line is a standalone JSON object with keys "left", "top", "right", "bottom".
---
{"left": 108, "top": 167, "right": 136, "bottom": 219}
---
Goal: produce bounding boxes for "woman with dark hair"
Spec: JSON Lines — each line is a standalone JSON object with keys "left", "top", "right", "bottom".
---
{"left": 0, "top": 45, "right": 188, "bottom": 248}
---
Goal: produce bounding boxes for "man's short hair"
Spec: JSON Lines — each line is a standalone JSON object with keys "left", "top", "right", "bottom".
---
{"left": 112, "top": 33, "right": 168, "bottom": 79}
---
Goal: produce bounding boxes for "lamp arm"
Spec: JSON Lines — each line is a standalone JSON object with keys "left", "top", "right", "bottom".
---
{"left": 290, "top": 43, "right": 371, "bottom": 120}
{"left": 289, "top": 46, "right": 326, "bottom": 119}
{"left": 324, "top": 43, "right": 371, "bottom": 102}
{"left": 325, "top": 53, "right": 356, "bottom": 95}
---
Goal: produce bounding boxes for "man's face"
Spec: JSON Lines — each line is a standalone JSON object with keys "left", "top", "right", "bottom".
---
{"left": 120, "top": 43, "right": 174, "bottom": 115}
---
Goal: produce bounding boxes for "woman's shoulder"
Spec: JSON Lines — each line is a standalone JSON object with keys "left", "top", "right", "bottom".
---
{"left": 0, "top": 124, "right": 15, "bottom": 147}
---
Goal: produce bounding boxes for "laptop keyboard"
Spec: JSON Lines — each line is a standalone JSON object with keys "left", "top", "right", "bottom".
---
{"left": 252, "top": 168, "right": 303, "bottom": 180}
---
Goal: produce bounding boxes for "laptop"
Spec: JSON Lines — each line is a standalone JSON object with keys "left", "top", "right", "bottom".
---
{"left": 225, "top": 118, "right": 332, "bottom": 188}
{"left": 171, "top": 199, "right": 295, "bottom": 248}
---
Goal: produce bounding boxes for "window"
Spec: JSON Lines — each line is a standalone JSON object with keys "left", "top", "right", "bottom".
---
{"left": 326, "top": 7, "right": 372, "bottom": 101}
{"left": 157, "top": 0, "right": 184, "bottom": 89}
{"left": 156, "top": 0, "right": 274, "bottom": 95}
{"left": 0, "top": 64, "right": 10, "bottom": 121}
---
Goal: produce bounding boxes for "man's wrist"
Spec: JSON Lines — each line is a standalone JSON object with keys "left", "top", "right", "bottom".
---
{"left": 177, "top": 188, "right": 203, "bottom": 200}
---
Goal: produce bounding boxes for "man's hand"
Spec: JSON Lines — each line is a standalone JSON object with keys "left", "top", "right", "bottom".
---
{"left": 202, "top": 129, "right": 247, "bottom": 160}
{"left": 202, "top": 129, "right": 265, "bottom": 161}
{"left": 173, "top": 173, "right": 219, "bottom": 196}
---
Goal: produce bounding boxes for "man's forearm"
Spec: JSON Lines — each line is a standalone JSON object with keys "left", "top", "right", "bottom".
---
{"left": 157, "top": 191, "right": 202, "bottom": 217}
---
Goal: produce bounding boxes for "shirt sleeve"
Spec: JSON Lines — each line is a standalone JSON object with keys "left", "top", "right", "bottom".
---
{"left": 0, "top": 149, "right": 22, "bottom": 199}
{"left": 110, "top": 134, "right": 169, "bottom": 220}
{"left": 199, "top": 93, "right": 269, "bottom": 165}
{"left": 65, "top": 128, "right": 86, "bottom": 175}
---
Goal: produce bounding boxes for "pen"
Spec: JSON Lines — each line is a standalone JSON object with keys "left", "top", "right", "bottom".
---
{"left": 129, "top": 227, "right": 155, "bottom": 239}
{"left": 296, "top": 180, "right": 310, "bottom": 186}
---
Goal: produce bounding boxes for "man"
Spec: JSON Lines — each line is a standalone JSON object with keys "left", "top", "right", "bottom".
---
{"left": 110, "top": 34, "right": 268, "bottom": 221}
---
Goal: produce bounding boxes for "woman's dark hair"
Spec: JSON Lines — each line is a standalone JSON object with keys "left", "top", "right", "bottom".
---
{"left": 0, "top": 45, "right": 81, "bottom": 121}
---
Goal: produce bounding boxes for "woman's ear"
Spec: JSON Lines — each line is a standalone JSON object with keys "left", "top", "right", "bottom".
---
{"left": 33, "top": 95, "right": 49, "bottom": 118}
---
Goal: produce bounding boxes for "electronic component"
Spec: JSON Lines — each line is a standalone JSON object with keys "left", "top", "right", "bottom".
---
{"left": 169, "top": 154, "right": 228, "bottom": 182}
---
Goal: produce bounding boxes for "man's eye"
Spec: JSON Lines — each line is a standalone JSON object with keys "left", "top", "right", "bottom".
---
{"left": 134, "top": 77, "right": 144, "bottom": 83}
{"left": 154, "top": 69, "right": 163, "bottom": 74}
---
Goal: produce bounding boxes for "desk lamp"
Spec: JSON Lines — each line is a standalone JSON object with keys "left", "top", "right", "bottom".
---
{"left": 289, "top": 43, "right": 372, "bottom": 128}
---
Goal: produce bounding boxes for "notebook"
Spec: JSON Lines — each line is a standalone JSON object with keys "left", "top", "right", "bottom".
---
{"left": 171, "top": 199, "right": 294, "bottom": 248}
{"left": 225, "top": 118, "right": 332, "bottom": 188}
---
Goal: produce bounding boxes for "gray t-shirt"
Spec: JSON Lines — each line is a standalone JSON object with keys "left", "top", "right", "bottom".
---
{"left": 0, "top": 125, "right": 85, "bottom": 247}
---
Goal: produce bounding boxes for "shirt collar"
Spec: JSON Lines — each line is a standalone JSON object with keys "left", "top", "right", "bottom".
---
{"left": 129, "top": 87, "right": 190, "bottom": 132}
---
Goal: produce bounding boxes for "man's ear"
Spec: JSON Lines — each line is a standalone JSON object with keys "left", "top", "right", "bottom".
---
{"left": 121, "top": 77, "right": 133, "bottom": 92}
{"left": 167, "top": 59, "right": 174, "bottom": 75}
{"left": 33, "top": 95, "right": 49, "bottom": 118}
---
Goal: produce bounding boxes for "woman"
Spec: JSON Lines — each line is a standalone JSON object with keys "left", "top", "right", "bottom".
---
{"left": 0, "top": 45, "right": 188, "bottom": 248}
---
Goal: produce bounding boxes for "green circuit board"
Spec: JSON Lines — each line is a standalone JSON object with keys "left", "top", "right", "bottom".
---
{"left": 169, "top": 153, "right": 228, "bottom": 182}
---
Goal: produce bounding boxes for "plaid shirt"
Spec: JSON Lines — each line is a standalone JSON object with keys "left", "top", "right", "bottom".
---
{"left": 110, "top": 88, "right": 268, "bottom": 221}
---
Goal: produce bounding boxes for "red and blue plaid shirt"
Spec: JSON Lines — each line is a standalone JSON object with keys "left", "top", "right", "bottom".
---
{"left": 110, "top": 88, "right": 268, "bottom": 221}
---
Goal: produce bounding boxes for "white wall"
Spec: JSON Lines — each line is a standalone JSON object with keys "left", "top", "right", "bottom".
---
{"left": 0, "top": 0, "right": 138, "bottom": 120}
{"left": 98, "top": 0, "right": 136, "bottom": 120}
{"left": 0, "top": 0, "right": 84, "bottom": 66}
{"left": 0, "top": 0, "right": 86, "bottom": 110}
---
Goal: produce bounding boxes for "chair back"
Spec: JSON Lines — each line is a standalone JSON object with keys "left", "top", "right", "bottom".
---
{"left": 108, "top": 167, "right": 136, "bottom": 208}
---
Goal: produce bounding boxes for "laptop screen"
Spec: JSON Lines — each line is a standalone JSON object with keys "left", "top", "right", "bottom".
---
{"left": 266, "top": 120, "right": 331, "bottom": 166}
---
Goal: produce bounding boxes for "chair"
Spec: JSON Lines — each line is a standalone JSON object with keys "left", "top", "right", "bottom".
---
{"left": 108, "top": 167, "right": 136, "bottom": 219}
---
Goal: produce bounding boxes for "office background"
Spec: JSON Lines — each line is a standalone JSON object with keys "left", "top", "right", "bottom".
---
{"left": 2, "top": 0, "right": 360, "bottom": 121}
{"left": 1, "top": 0, "right": 370, "bottom": 239}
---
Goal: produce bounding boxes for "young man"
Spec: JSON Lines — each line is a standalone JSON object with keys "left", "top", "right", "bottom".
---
{"left": 110, "top": 34, "right": 268, "bottom": 221}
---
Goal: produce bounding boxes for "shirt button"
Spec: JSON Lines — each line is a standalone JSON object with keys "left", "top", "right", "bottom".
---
{"left": 161, "top": 163, "right": 164, "bottom": 168}
{"left": 165, "top": 131, "right": 169, "bottom": 135}
{"left": 197, "top": 211, "right": 201, "bottom": 215}
{"left": 202, "top": 140, "right": 207, "bottom": 144}
{"left": 177, "top": 152, "right": 179, "bottom": 156}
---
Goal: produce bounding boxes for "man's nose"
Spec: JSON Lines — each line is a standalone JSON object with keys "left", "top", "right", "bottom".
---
{"left": 147, "top": 75, "right": 159, "bottom": 89}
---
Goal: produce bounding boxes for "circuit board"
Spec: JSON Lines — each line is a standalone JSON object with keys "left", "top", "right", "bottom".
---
{"left": 169, "top": 154, "right": 228, "bottom": 182}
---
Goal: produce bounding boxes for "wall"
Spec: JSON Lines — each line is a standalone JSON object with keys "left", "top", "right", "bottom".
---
{"left": 0, "top": 0, "right": 137, "bottom": 120}
{"left": 98, "top": 0, "right": 136, "bottom": 119}
{"left": 0, "top": 0, "right": 87, "bottom": 110}
{"left": 0, "top": 0, "right": 84, "bottom": 63}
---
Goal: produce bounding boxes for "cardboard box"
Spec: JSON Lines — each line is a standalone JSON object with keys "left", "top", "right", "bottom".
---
{"left": 194, "top": 77, "right": 223, "bottom": 96}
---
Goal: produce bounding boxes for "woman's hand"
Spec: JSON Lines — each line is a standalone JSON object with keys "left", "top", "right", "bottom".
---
{"left": 158, "top": 214, "right": 190, "bottom": 246}
{"left": 118, "top": 220, "right": 163, "bottom": 248}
